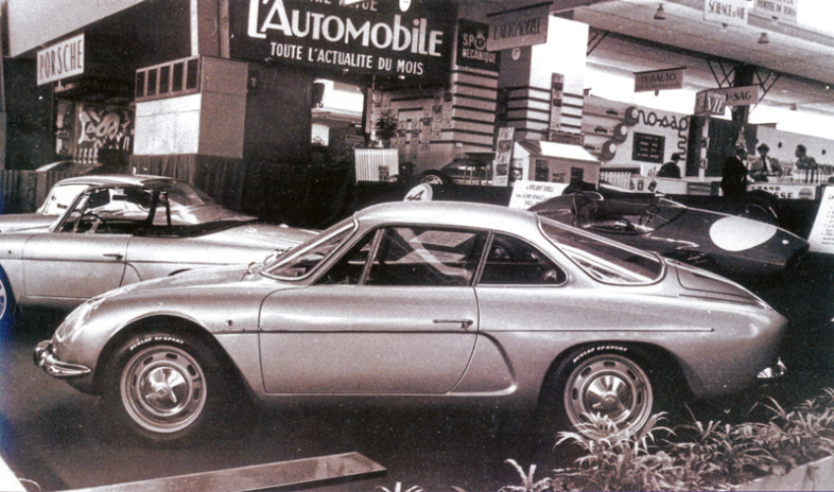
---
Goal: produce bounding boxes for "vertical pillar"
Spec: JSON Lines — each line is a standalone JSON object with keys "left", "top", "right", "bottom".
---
{"left": 497, "top": 15, "right": 588, "bottom": 141}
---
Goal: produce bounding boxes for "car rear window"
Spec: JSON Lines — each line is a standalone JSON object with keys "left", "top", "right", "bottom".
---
{"left": 539, "top": 217, "right": 664, "bottom": 285}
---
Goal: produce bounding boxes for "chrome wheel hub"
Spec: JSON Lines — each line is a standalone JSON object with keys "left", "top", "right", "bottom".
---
{"left": 565, "top": 354, "right": 653, "bottom": 436}
{"left": 120, "top": 345, "right": 207, "bottom": 434}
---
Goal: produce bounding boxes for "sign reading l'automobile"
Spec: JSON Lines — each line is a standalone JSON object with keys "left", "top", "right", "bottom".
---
{"left": 230, "top": 0, "right": 455, "bottom": 84}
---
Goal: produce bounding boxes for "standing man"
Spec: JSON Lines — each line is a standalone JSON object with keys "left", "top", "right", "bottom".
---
{"left": 657, "top": 153, "right": 682, "bottom": 179}
{"left": 748, "top": 143, "right": 783, "bottom": 182}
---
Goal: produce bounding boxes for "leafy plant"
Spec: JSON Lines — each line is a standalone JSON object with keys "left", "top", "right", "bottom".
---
{"left": 374, "top": 115, "right": 399, "bottom": 143}
{"left": 375, "top": 483, "right": 423, "bottom": 492}
{"left": 499, "top": 459, "right": 553, "bottom": 492}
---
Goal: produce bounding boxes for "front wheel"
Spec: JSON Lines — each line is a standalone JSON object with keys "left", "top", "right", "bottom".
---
{"left": 0, "top": 268, "right": 16, "bottom": 334}
{"left": 101, "top": 331, "right": 223, "bottom": 443}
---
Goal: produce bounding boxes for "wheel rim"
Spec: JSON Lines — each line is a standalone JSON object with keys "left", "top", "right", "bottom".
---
{"left": 0, "top": 279, "right": 8, "bottom": 320}
{"left": 120, "top": 345, "right": 207, "bottom": 434}
{"left": 420, "top": 174, "right": 444, "bottom": 185}
{"left": 564, "top": 354, "right": 653, "bottom": 436}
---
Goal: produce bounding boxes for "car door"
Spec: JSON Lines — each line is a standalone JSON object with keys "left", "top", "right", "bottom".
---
{"left": 22, "top": 188, "right": 129, "bottom": 301}
{"left": 259, "top": 226, "right": 487, "bottom": 394}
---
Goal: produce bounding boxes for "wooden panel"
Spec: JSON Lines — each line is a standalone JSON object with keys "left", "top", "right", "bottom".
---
{"left": 68, "top": 452, "right": 385, "bottom": 492}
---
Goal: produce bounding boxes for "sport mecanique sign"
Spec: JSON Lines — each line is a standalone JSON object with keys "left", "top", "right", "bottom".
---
{"left": 230, "top": 0, "right": 455, "bottom": 83}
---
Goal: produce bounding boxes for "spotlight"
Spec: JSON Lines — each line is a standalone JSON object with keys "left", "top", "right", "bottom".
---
{"left": 758, "top": 33, "right": 770, "bottom": 44}
{"left": 653, "top": 3, "right": 665, "bottom": 20}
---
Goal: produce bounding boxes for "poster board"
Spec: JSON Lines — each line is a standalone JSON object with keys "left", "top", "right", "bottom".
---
{"left": 807, "top": 186, "right": 834, "bottom": 254}
{"left": 508, "top": 180, "right": 568, "bottom": 209}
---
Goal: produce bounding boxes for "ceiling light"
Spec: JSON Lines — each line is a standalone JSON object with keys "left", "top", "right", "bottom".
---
{"left": 653, "top": 4, "right": 665, "bottom": 21}
{"left": 758, "top": 33, "right": 769, "bottom": 44}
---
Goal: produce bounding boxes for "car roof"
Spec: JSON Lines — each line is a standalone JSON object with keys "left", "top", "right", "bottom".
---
{"left": 52, "top": 174, "right": 176, "bottom": 188}
{"left": 355, "top": 201, "right": 542, "bottom": 236}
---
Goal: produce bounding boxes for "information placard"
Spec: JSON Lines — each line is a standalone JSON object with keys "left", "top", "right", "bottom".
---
{"left": 807, "top": 185, "right": 834, "bottom": 254}
{"left": 508, "top": 180, "right": 568, "bottom": 209}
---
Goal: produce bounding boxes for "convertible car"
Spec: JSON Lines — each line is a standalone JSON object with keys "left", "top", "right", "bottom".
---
{"left": 0, "top": 175, "right": 314, "bottom": 330}
{"left": 529, "top": 190, "right": 808, "bottom": 280}
{"left": 35, "top": 201, "right": 787, "bottom": 443}
{"left": 0, "top": 175, "right": 123, "bottom": 233}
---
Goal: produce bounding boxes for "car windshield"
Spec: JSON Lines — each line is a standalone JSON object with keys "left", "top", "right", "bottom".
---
{"left": 261, "top": 217, "right": 356, "bottom": 279}
{"left": 39, "top": 184, "right": 91, "bottom": 215}
{"left": 56, "top": 181, "right": 256, "bottom": 236}
{"left": 539, "top": 217, "right": 664, "bottom": 285}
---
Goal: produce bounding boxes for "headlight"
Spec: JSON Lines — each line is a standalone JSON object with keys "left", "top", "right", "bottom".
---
{"left": 54, "top": 296, "right": 106, "bottom": 343}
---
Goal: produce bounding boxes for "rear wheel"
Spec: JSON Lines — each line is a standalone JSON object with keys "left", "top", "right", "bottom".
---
{"left": 101, "top": 331, "right": 224, "bottom": 443}
{"left": 418, "top": 170, "right": 450, "bottom": 186}
{"left": 539, "top": 345, "right": 656, "bottom": 442}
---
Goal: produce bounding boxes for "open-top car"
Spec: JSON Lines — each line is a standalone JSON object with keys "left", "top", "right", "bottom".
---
{"left": 35, "top": 201, "right": 787, "bottom": 443}
{"left": 530, "top": 190, "right": 808, "bottom": 281}
{"left": 0, "top": 175, "right": 314, "bottom": 330}
{"left": 0, "top": 175, "right": 137, "bottom": 233}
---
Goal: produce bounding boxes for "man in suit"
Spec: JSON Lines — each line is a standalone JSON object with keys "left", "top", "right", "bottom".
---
{"left": 748, "top": 143, "right": 783, "bottom": 182}
{"left": 657, "top": 153, "right": 682, "bottom": 178}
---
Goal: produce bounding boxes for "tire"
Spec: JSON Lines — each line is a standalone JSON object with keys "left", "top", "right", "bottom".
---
{"left": 540, "top": 345, "right": 656, "bottom": 441}
{"left": 418, "top": 170, "right": 450, "bottom": 186}
{"left": 0, "top": 268, "right": 16, "bottom": 334}
{"left": 101, "top": 330, "right": 225, "bottom": 443}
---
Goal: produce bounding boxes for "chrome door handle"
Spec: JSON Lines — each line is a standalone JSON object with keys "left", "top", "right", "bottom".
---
{"left": 103, "top": 253, "right": 123, "bottom": 261}
{"left": 433, "top": 319, "right": 474, "bottom": 330}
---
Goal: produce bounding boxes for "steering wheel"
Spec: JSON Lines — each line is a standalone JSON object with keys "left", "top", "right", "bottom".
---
{"left": 73, "top": 212, "right": 112, "bottom": 234}
{"left": 639, "top": 203, "right": 661, "bottom": 227}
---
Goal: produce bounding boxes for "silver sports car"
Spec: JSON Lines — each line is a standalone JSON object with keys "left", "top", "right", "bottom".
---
{"left": 0, "top": 175, "right": 128, "bottom": 233}
{"left": 35, "top": 201, "right": 787, "bottom": 443}
{"left": 0, "top": 175, "right": 315, "bottom": 330}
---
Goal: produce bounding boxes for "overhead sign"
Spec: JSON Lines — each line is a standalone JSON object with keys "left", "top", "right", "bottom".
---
{"left": 695, "top": 85, "right": 759, "bottom": 115}
{"left": 37, "top": 34, "right": 85, "bottom": 86}
{"left": 634, "top": 67, "right": 685, "bottom": 93}
{"left": 753, "top": 0, "right": 798, "bottom": 24}
{"left": 704, "top": 0, "right": 750, "bottom": 27}
{"left": 456, "top": 19, "right": 500, "bottom": 72}
{"left": 712, "top": 85, "right": 760, "bottom": 106}
{"left": 230, "top": 0, "right": 455, "bottom": 84}
{"left": 695, "top": 89, "right": 727, "bottom": 115}
{"left": 487, "top": 4, "right": 549, "bottom": 52}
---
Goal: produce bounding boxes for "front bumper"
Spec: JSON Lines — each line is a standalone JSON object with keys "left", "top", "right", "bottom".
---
{"left": 34, "top": 340, "right": 91, "bottom": 378}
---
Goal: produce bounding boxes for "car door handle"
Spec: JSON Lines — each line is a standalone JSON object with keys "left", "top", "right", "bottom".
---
{"left": 103, "top": 253, "right": 123, "bottom": 261}
{"left": 433, "top": 319, "right": 474, "bottom": 330}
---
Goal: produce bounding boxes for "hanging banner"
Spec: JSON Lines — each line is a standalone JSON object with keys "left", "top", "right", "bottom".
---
{"left": 230, "top": 0, "right": 455, "bottom": 84}
{"left": 37, "top": 34, "right": 85, "bottom": 86}
{"left": 695, "top": 89, "right": 727, "bottom": 116}
{"left": 634, "top": 67, "right": 685, "bottom": 93}
{"left": 456, "top": 19, "right": 500, "bottom": 72}
{"left": 704, "top": 0, "right": 750, "bottom": 27}
{"left": 487, "top": 4, "right": 549, "bottom": 52}
{"left": 753, "top": 0, "right": 798, "bottom": 24}
{"left": 493, "top": 126, "right": 515, "bottom": 187}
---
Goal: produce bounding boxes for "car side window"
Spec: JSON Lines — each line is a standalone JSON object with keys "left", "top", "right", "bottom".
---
{"left": 317, "top": 232, "right": 376, "bottom": 285}
{"left": 479, "top": 233, "right": 566, "bottom": 285}
{"left": 366, "top": 227, "right": 486, "bottom": 287}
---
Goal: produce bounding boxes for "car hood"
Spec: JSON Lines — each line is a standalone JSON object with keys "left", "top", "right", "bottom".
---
{"left": 0, "top": 214, "right": 57, "bottom": 233}
{"left": 103, "top": 264, "right": 257, "bottom": 300}
{"left": 198, "top": 223, "right": 317, "bottom": 251}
